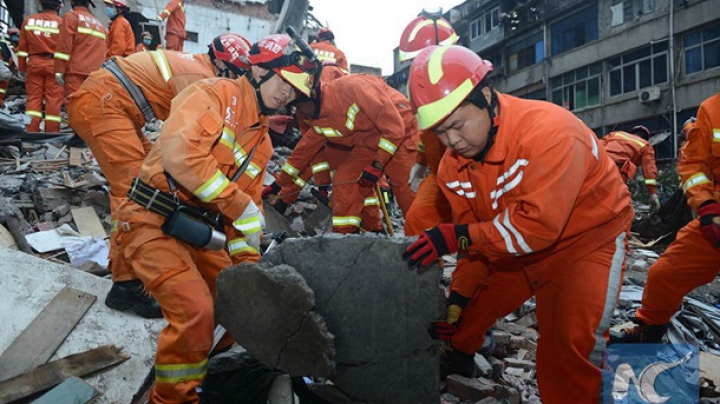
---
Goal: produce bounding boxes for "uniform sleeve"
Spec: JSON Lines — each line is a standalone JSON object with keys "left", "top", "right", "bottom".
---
{"left": 416, "top": 131, "right": 428, "bottom": 166}
{"left": 123, "top": 21, "right": 135, "bottom": 56}
{"left": 348, "top": 82, "right": 407, "bottom": 168}
{"left": 336, "top": 49, "right": 348, "bottom": 71}
{"left": 640, "top": 144, "right": 658, "bottom": 195}
{"left": 168, "top": 73, "right": 214, "bottom": 96}
{"left": 160, "top": 81, "right": 253, "bottom": 223}
{"left": 679, "top": 100, "right": 716, "bottom": 212}
{"left": 467, "top": 136, "right": 591, "bottom": 258}
{"left": 277, "top": 128, "right": 327, "bottom": 202}
{"left": 158, "top": 0, "right": 180, "bottom": 19}
{"left": 17, "top": 22, "right": 28, "bottom": 72}
{"left": 53, "top": 14, "right": 74, "bottom": 75}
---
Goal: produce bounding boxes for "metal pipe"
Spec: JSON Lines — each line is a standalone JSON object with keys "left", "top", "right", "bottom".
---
{"left": 669, "top": 0, "right": 678, "bottom": 160}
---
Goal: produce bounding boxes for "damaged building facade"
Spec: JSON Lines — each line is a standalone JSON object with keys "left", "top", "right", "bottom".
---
{"left": 389, "top": 0, "right": 720, "bottom": 160}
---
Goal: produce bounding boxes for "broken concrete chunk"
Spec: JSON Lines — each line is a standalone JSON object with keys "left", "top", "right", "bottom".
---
{"left": 446, "top": 376, "right": 520, "bottom": 403}
{"left": 474, "top": 354, "right": 493, "bottom": 378}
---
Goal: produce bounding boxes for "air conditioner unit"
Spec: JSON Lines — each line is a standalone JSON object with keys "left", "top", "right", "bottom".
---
{"left": 638, "top": 87, "right": 661, "bottom": 103}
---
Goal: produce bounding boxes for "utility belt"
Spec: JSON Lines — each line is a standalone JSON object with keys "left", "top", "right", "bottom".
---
{"left": 101, "top": 58, "right": 157, "bottom": 123}
{"left": 127, "top": 177, "right": 226, "bottom": 250}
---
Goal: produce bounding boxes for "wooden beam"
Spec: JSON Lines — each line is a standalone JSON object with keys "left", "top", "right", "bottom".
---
{"left": 0, "top": 345, "right": 129, "bottom": 404}
{"left": 0, "top": 287, "right": 96, "bottom": 381}
{"left": 71, "top": 207, "right": 106, "bottom": 238}
{"left": 32, "top": 376, "right": 99, "bottom": 404}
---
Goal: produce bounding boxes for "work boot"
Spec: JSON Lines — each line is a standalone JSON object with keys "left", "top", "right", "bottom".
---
{"left": 609, "top": 317, "right": 668, "bottom": 345}
{"left": 105, "top": 280, "right": 163, "bottom": 319}
{"left": 440, "top": 347, "right": 478, "bottom": 379}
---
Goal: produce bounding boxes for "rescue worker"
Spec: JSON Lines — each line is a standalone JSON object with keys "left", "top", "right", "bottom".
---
{"left": 156, "top": 0, "right": 185, "bottom": 51}
{"left": 67, "top": 34, "right": 252, "bottom": 319}
{"left": 600, "top": 125, "right": 660, "bottom": 211}
{"left": 310, "top": 27, "right": 348, "bottom": 72}
{"left": 114, "top": 33, "right": 314, "bottom": 403}
{"left": 398, "top": 11, "right": 459, "bottom": 236}
{"left": 265, "top": 73, "right": 419, "bottom": 234}
{"left": 611, "top": 93, "right": 720, "bottom": 345}
{"left": 135, "top": 31, "right": 153, "bottom": 52}
{"left": 54, "top": 0, "right": 107, "bottom": 100}
{"left": 104, "top": 0, "right": 134, "bottom": 59}
{"left": 17, "top": 0, "right": 63, "bottom": 132}
{"left": 403, "top": 45, "right": 632, "bottom": 402}
{"left": 0, "top": 29, "right": 18, "bottom": 106}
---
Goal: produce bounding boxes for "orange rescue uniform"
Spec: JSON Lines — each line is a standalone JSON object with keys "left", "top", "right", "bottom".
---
{"left": 67, "top": 50, "right": 215, "bottom": 285}
{"left": 600, "top": 130, "right": 659, "bottom": 195}
{"left": 116, "top": 77, "right": 271, "bottom": 403}
{"left": 439, "top": 93, "right": 632, "bottom": 403}
{"left": 157, "top": 0, "right": 186, "bottom": 51}
{"left": 635, "top": 93, "right": 720, "bottom": 326}
{"left": 310, "top": 40, "right": 348, "bottom": 71}
{"left": 106, "top": 14, "right": 134, "bottom": 59}
{"left": 18, "top": 10, "right": 63, "bottom": 132}
{"left": 54, "top": 6, "right": 107, "bottom": 99}
{"left": 135, "top": 42, "right": 150, "bottom": 52}
{"left": 277, "top": 74, "right": 418, "bottom": 233}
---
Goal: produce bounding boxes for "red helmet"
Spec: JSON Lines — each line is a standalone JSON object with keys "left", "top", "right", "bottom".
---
{"left": 409, "top": 45, "right": 493, "bottom": 131}
{"left": 631, "top": 125, "right": 651, "bottom": 139}
{"left": 317, "top": 27, "right": 334, "bottom": 42}
{"left": 399, "top": 15, "right": 459, "bottom": 62}
{"left": 210, "top": 33, "right": 252, "bottom": 75}
{"left": 248, "top": 34, "right": 315, "bottom": 97}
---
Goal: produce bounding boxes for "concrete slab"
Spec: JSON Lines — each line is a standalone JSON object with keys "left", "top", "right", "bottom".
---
{"left": 0, "top": 246, "right": 164, "bottom": 402}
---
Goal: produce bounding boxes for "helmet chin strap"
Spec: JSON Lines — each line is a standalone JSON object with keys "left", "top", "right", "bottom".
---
{"left": 467, "top": 85, "right": 499, "bottom": 162}
{"left": 246, "top": 69, "right": 277, "bottom": 115}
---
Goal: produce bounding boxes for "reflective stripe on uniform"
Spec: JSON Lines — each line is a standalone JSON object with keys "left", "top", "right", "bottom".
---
{"left": 45, "top": 114, "right": 62, "bottom": 122}
{"left": 233, "top": 214, "right": 262, "bottom": 234}
{"left": 16, "top": 51, "right": 28, "bottom": 57}
{"left": 311, "top": 161, "right": 330, "bottom": 173}
{"left": 26, "top": 110, "right": 42, "bottom": 118}
{"left": 77, "top": 26, "right": 106, "bottom": 40}
{"left": 713, "top": 129, "right": 720, "bottom": 142}
{"left": 615, "top": 132, "right": 647, "bottom": 148}
{"left": 683, "top": 172, "right": 711, "bottom": 193}
{"left": 332, "top": 215, "right": 361, "bottom": 228}
{"left": 378, "top": 138, "right": 398, "bottom": 155}
{"left": 155, "top": 359, "right": 208, "bottom": 384}
{"left": 150, "top": 50, "right": 173, "bottom": 82}
{"left": 492, "top": 208, "right": 532, "bottom": 256}
{"left": 645, "top": 178, "right": 657, "bottom": 186}
{"left": 0, "top": 88, "right": 5, "bottom": 94}
{"left": 282, "top": 162, "right": 300, "bottom": 176}
{"left": 111, "top": 219, "right": 118, "bottom": 233}
{"left": 292, "top": 177, "right": 307, "bottom": 188}
{"left": 314, "top": 126, "right": 342, "bottom": 138}
{"left": 345, "top": 103, "right": 359, "bottom": 130}
{"left": 227, "top": 238, "right": 257, "bottom": 255}
{"left": 418, "top": 141, "right": 425, "bottom": 153}
{"left": 53, "top": 52, "right": 70, "bottom": 61}
{"left": 220, "top": 127, "right": 235, "bottom": 148}
{"left": 24, "top": 25, "right": 59, "bottom": 34}
{"left": 194, "top": 170, "right": 229, "bottom": 202}
{"left": 364, "top": 196, "right": 380, "bottom": 206}
{"left": 245, "top": 162, "right": 261, "bottom": 179}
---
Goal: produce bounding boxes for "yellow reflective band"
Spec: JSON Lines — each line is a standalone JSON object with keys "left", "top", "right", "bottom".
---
{"left": 45, "top": 115, "right": 62, "bottom": 122}
{"left": 151, "top": 50, "right": 173, "bottom": 82}
{"left": 311, "top": 161, "right": 330, "bottom": 173}
{"left": 26, "top": 110, "right": 42, "bottom": 118}
{"left": 345, "top": 103, "right": 359, "bottom": 130}
{"left": 683, "top": 172, "right": 711, "bottom": 192}
{"left": 645, "top": 179, "right": 657, "bottom": 186}
{"left": 233, "top": 146, "right": 248, "bottom": 167}
{"left": 179, "top": 3, "right": 185, "bottom": 11}
{"left": 194, "top": 170, "right": 229, "bottom": 202}
{"left": 220, "top": 128, "right": 235, "bottom": 148}
{"left": 292, "top": 177, "right": 307, "bottom": 188}
{"left": 155, "top": 359, "right": 208, "bottom": 384}
{"left": 378, "top": 138, "right": 398, "bottom": 155}
{"left": 0, "top": 88, "right": 5, "bottom": 94}
{"left": 417, "top": 78, "right": 474, "bottom": 131}
{"left": 53, "top": 52, "right": 70, "bottom": 61}
{"left": 55, "top": 73, "right": 63, "bottom": 77}
{"left": 313, "top": 126, "right": 343, "bottom": 138}
{"left": 245, "top": 162, "right": 261, "bottom": 179}
{"left": 282, "top": 162, "right": 300, "bottom": 176}
{"left": 332, "top": 216, "right": 361, "bottom": 228}
{"left": 17, "top": 51, "right": 28, "bottom": 57}
{"left": 111, "top": 219, "right": 118, "bottom": 233}
{"left": 233, "top": 215, "right": 262, "bottom": 234}
{"left": 418, "top": 141, "right": 425, "bottom": 153}
{"left": 409, "top": 19, "right": 434, "bottom": 42}
{"left": 24, "top": 25, "right": 59, "bottom": 34}
{"left": 713, "top": 129, "right": 720, "bottom": 142}
{"left": 77, "top": 26, "right": 106, "bottom": 40}
{"left": 364, "top": 196, "right": 380, "bottom": 206}
{"left": 615, "top": 133, "right": 647, "bottom": 148}
{"left": 428, "top": 46, "right": 450, "bottom": 85}
{"left": 227, "top": 238, "right": 257, "bottom": 255}
{"left": 163, "top": 8, "right": 170, "bottom": 14}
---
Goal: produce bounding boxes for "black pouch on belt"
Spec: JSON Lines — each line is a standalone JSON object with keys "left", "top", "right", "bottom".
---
{"left": 161, "top": 205, "right": 227, "bottom": 250}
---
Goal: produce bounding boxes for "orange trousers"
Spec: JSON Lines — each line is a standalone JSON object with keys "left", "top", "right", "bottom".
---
{"left": 404, "top": 173, "right": 452, "bottom": 236}
{"left": 636, "top": 218, "right": 720, "bottom": 325}
{"left": 451, "top": 232, "right": 627, "bottom": 403}
{"left": 64, "top": 72, "right": 88, "bottom": 101}
{"left": 67, "top": 73, "right": 151, "bottom": 282}
{"left": 165, "top": 33, "right": 184, "bottom": 51}
{"left": 25, "top": 60, "right": 63, "bottom": 132}
{"left": 116, "top": 203, "right": 246, "bottom": 404}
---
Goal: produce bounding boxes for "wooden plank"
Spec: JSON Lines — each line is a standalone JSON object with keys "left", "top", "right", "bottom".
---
{"left": 0, "top": 224, "right": 16, "bottom": 249}
{"left": 69, "top": 147, "right": 83, "bottom": 166}
{"left": 71, "top": 207, "right": 106, "bottom": 238}
{"left": 0, "top": 345, "right": 128, "bottom": 404}
{"left": 32, "top": 376, "right": 99, "bottom": 404}
{"left": 0, "top": 287, "right": 97, "bottom": 381}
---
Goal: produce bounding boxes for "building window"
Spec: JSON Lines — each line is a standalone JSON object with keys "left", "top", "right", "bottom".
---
{"left": 507, "top": 32, "right": 544, "bottom": 73}
{"left": 470, "top": 6, "right": 500, "bottom": 39}
{"left": 609, "top": 42, "right": 668, "bottom": 97}
{"left": 684, "top": 24, "right": 720, "bottom": 75}
{"left": 550, "top": 5, "right": 598, "bottom": 56}
{"left": 551, "top": 63, "right": 602, "bottom": 111}
{"left": 187, "top": 31, "right": 199, "bottom": 43}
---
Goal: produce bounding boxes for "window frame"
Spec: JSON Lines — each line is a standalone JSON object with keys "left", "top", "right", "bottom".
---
{"left": 470, "top": 5, "right": 500, "bottom": 40}
{"left": 608, "top": 42, "right": 668, "bottom": 97}
{"left": 683, "top": 23, "right": 720, "bottom": 75}
{"left": 550, "top": 63, "right": 602, "bottom": 111}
